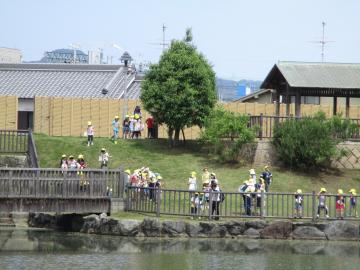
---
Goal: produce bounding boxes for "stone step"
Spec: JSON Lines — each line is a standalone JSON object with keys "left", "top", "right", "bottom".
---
{"left": 0, "top": 217, "right": 15, "bottom": 227}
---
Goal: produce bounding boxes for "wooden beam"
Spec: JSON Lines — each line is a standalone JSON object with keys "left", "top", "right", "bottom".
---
{"left": 333, "top": 97, "right": 337, "bottom": 116}
{"left": 285, "top": 84, "right": 290, "bottom": 116}
{"left": 346, "top": 96, "right": 350, "bottom": 118}
{"left": 295, "top": 91, "right": 301, "bottom": 117}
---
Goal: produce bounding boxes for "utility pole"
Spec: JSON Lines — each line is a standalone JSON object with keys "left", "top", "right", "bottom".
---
{"left": 320, "top": 21, "right": 326, "bottom": 62}
{"left": 162, "top": 23, "right": 167, "bottom": 52}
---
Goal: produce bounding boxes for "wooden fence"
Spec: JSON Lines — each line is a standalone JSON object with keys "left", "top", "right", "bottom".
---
{"left": 0, "top": 168, "right": 125, "bottom": 199}
{"left": 126, "top": 187, "right": 360, "bottom": 221}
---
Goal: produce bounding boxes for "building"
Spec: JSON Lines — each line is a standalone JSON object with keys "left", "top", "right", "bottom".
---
{"left": 236, "top": 61, "right": 360, "bottom": 117}
{"left": 0, "top": 47, "right": 22, "bottom": 63}
{"left": 0, "top": 63, "right": 141, "bottom": 132}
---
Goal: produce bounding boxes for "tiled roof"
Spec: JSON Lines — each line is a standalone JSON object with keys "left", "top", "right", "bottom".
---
{"left": 0, "top": 63, "right": 142, "bottom": 99}
{"left": 262, "top": 61, "right": 360, "bottom": 89}
{"left": 126, "top": 80, "right": 142, "bottom": 100}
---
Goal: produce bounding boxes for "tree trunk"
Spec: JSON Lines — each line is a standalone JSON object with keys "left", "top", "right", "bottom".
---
{"left": 168, "top": 128, "right": 174, "bottom": 147}
{"left": 174, "top": 128, "right": 181, "bottom": 146}
{"left": 181, "top": 128, "right": 186, "bottom": 145}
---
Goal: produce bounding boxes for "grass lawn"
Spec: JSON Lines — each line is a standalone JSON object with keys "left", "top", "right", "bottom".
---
{"left": 34, "top": 134, "right": 360, "bottom": 194}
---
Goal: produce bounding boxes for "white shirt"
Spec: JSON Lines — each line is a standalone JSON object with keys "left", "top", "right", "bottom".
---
{"left": 188, "top": 177, "right": 197, "bottom": 191}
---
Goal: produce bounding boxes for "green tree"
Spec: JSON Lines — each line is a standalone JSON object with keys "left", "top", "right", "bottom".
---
{"left": 140, "top": 29, "right": 216, "bottom": 146}
{"left": 201, "top": 107, "right": 256, "bottom": 163}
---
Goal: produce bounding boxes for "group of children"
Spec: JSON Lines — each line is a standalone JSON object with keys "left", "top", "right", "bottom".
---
{"left": 294, "top": 187, "right": 358, "bottom": 219}
{"left": 125, "top": 167, "right": 164, "bottom": 201}
{"left": 59, "top": 148, "right": 111, "bottom": 170}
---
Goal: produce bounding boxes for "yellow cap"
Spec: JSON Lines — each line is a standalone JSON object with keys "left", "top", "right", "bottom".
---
{"left": 134, "top": 114, "right": 140, "bottom": 120}
{"left": 125, "top": 114, "right": 129, "bottom": 118}
{"left": 191, "top": 171, "right": 197, "bottom": 176}
{"left": 337, "top": 189, "right": 344, "bottom": 195}
{"left": 210, "top": 172, "right": 216, "bottom": 177}
{"left": 194, "top": 192, "right": 199, "bottom": 195}
{"left": 101, "top": 148, "right": 106, "bottom": 152}
{"left": 296, "top": 189, "right": 302, "bottom": 194}
{"left": 157, "top": 175, "right": 163, "bottom": 180}
{"left": 69, "top": 155, "right": 74, "bottom": 159}
{"left": 349, "top": 188, "right": 357, "bottom": 195}
{"left": 61, "top": 154, "right": 67, "bottom": 158}
{"left": 115, "top": 115, "right": 119, "bottom": 119}
{"left": 88, "top": 121, "right": 92, "bottom": 125}
{"left": 249, "top": 169, "right": 255, "bottom": 175}
{"left": 78, "top": 154, "right": 84, "bottom": 159}
{"left": 320, "top": 187, "right": 327, "bottom": 193}
{"left": 125, "top": 169, "right": 131, "bottom": 175}
{"left": 264, "top": 165, "right": 269, "bottom": 170}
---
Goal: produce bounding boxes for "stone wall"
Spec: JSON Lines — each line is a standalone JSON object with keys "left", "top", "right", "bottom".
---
{"left": 76, "top": 215, "right": 360, "bottom": 241}
{"left": 0, "top": 155, "right": 27, "bottom": 168}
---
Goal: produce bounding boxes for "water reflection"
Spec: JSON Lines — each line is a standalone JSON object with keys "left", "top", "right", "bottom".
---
{"left": 0, "top": 229, "right": 359, "bottom": 270}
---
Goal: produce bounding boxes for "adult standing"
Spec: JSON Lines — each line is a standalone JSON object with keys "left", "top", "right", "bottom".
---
{"left": 145, "top": 116, "right": 154, "bottom": 138}
{"left": 261, "top": 166, "right": 273, "bottom": 192}
{"left": 111, "top": 116, "right": 120, "bottom": 144}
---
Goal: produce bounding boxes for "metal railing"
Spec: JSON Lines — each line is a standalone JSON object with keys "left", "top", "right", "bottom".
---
{"left": 0, "top": 168, "right": 125, "bottom": 199}
{"left": 0, "top": 129, "right": 39, "bottom": 168}
{"left": 248, "top": 115, "right": 360, "bottom": 139}
{"left": 0, "top": 129, "right": 28, "bottom": 153}
{"left": 126, "top": 187, "right": 360, "bottom": 220}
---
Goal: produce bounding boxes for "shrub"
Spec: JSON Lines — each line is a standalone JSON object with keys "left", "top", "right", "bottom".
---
{"left": 272, "top": 112, "right": 356, "bottom": 169}
{"left": 201, "top": 107, "right": 256, "bottom": 163}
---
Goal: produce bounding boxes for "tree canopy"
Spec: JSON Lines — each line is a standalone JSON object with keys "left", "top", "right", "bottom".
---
{"left": 140, "top": 30, "right": 216, "bottom": 146}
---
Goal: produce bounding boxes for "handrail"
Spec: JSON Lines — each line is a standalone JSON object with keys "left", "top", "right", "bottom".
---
{"left": 27, "top": 129, "right": 39, "bottom": 168}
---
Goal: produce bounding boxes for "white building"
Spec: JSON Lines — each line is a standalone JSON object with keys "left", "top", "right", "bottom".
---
{"left": 0, "top": 47, "right": 22, "bottom": 63}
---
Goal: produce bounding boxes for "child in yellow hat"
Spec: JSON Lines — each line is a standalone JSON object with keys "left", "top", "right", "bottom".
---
{"left": 317, "top": 188, "right": 329, "bottom": 218}
{"left": 335, "top": 189, "right": 345, "bottom": 220}
{"left": 349, "top": 189, "right": 357, "bottom": 217}
{"left": 294, "top": 189, "right": 303, "bottom": 219}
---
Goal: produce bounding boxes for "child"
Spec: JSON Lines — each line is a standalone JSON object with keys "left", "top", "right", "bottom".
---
{"left": 67, "top": 155, "right": 78, "bottom": 170}
{"left": 59, "top": 154, "right": 68, "bottom": 171}
{"left": 111, "top": 116, "right": 120, "bottom": 144}
{"left": 86, "top": 121, "right": 94, "bottom": 146}
{"left": 255, "top": 178, "right": 266, "bottom": 215}
{"left": 190, "top": 192, "right": 201, "bottom": 219}
{"left": 294, "top": 189, "right": 303, "bottom": 218}
{"left": 188, "top": 171, "right": 197, "bottom": 191}
{"left": 335, "top": 189, "right": 345, "bottom": 220}
{"left": 317, "top": 187, "right": 329, "bottom": 218}
{"left": 201, "top": 167, "right": 210, "bottom": 186}
{"left": 77, "top": 154, "right": 87, "bottom": 169}
{"left": 122, "top": 115, "right": 130, "bottom": 139}
{"left": 99, "top": 148, "right": 110, "bottom": 169}
{"left": 349, "top": 189, "right": 357, "bottom": 217}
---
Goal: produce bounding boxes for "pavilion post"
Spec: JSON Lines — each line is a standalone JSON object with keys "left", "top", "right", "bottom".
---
{"left": 274, "top": 92, "right": 280, "bottom": 117}
{"left": 295, "top": 91, "right": 301, "bottom": 117}
{"left": 285, "top": 84, "right": 290, "bottom": 117}
{"left": 346, "top": 96, "right": 350, "bottom": 118}
{"left": 333, "top": 97, "right": 337, "bottom": 116}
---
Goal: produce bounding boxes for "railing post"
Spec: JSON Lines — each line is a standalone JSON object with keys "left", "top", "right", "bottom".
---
{"left": 156, "top": 188, "right": 161, "bottom": 217}
{"left": 208, "top": 189, "right": 213, "bottom": 220}
{"left": 259, "top": 113, "right": 263, "bottom": 140}
{"left": 312, "top": 191, "right": 316, "bottom": 222}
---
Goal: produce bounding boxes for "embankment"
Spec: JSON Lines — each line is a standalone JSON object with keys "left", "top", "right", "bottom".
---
{"left": 27, "top": 213, "right": 360, "bottom": 241}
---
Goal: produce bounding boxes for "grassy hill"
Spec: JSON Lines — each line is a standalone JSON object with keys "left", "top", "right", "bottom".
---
{"left": 34, "top": 134, "right": 360, "bottom": 193}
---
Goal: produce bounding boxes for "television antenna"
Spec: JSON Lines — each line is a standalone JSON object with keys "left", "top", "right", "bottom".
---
{"left": 148, "top": 24, "right": 169, "bottom": 52}
{"left": 310, "top": 22, "right": 335, "bottom": 62}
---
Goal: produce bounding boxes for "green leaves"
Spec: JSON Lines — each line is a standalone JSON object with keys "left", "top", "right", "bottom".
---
{"left": 272, "top": 113, "right": 355, "bottom": 169}
{"left": 201, "top": 106, "right": 256, "bottom": 162}
{"left": 141, "top": 32, "right": 216, "bottom": 144}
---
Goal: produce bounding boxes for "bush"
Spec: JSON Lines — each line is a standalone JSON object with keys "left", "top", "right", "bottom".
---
{"left": 201, "top": 107, "right": 256, "bottom": 163}
{"left": 272, "top": 112, "right": 356, "bottom": 169}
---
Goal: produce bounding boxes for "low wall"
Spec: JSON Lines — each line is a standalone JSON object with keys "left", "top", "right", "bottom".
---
{"left": 0, "top": 155, "right": 27, "bottom": 168}
{"left": 28, "top": 213, "right": 360, "bottom": 241}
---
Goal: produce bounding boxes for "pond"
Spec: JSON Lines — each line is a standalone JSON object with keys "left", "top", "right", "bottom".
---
{"left": 0, "top": 228, "right": 359, "bottom": 270}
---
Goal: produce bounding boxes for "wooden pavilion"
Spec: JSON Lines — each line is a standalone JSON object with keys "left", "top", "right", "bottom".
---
{"left": 261, "top": 61, "right": 360, "bottom": 117}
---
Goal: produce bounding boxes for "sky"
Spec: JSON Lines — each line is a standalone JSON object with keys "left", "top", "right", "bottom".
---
{"left": 1, "top": 0, "right": 360, "bottom": 80}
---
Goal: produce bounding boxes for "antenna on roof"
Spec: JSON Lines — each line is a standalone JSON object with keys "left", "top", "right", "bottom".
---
{"left": 310, "top": 22, "right": 335, "bottom": 62}
{"left": 147, "top": 24, "right": 169, "bottom": 52}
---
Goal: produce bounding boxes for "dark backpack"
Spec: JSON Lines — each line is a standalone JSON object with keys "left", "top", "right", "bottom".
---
{"left": 220, "top": 190, "right": 225, "bottom": 202}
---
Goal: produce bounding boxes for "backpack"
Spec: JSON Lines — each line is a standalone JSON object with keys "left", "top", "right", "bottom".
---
{"left": 220, "top": 190, "right": 225, "bottom": 202}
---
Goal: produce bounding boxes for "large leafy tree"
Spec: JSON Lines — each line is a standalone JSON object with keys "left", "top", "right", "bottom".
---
{"left": 140, "top": 29, "right": 217, "bottom": 146}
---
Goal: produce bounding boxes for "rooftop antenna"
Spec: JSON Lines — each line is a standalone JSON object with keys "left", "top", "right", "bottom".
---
{"left": 147, "top": 24, "right": 169, "bottom": 52}
{"left": 310, "top": 22, "right": 334, "bottom": 62}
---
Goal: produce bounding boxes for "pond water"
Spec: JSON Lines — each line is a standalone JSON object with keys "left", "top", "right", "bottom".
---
{"left": 0, "top": 228, "right": 359, "bottom": 270}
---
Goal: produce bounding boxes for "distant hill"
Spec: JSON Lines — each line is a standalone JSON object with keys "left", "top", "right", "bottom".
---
{"left": 216, "top": 78, "right": 262, "bottom": 102}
